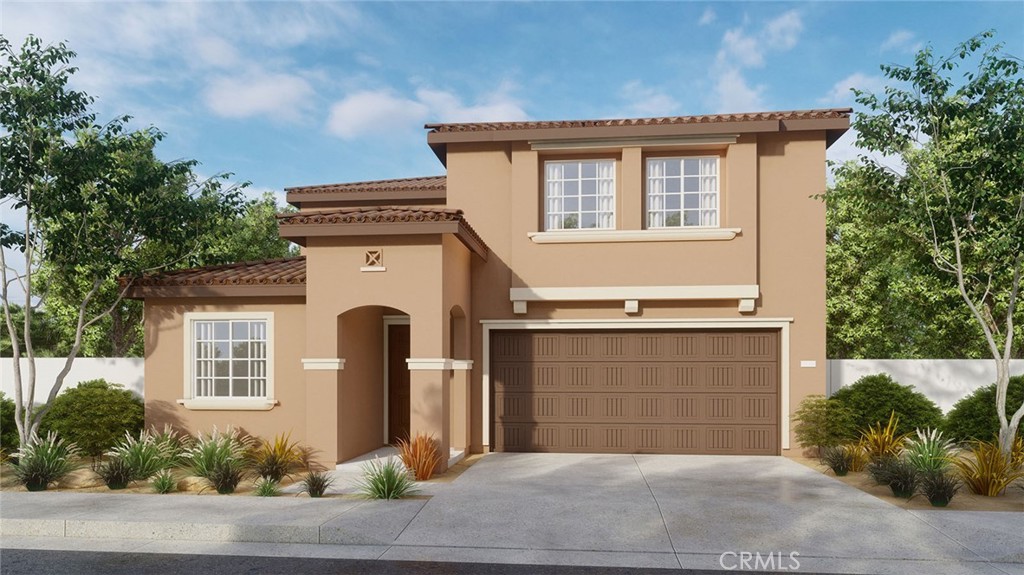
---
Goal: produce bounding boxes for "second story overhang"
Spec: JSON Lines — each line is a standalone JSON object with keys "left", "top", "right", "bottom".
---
{"left": 426, "top": 108, "right": 851, "bottom": 165}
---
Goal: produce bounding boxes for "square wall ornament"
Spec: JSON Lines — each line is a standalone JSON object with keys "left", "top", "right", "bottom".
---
{"left": 361, "top": 249, "right": 385, "bottom": 272}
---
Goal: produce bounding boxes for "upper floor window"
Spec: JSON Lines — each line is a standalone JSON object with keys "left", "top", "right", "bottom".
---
{"left": 544, "top": 160, "right": 615, "bottom": 230}
{"left": 192, "top": 318, "right": 269, "bottom": 399}
{"left": 647, "top": 157, "right": 719, "bottom": 228}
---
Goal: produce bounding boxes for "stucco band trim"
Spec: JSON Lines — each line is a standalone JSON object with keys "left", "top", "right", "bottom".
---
{"left": 528, "top": 228, "right": 741, "bottom": 244}
{"left": 407, "top": 358, "right": 475, "bottom": 371}
{"left": 176, "top": 398, "right": 278, "bottom": 411}
{"left": 479, "top": 318, "right": 793, "bottom": 451}
{"left": 301, "top": 358, "right": 346, "bottom": 371}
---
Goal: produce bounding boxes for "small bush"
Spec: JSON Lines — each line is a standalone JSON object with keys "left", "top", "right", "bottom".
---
{"left": 866, "top": 457, "right": 895, "bottom": 486}
{"left": 94, "top": 457, "right": 133, "bottom": 490}
{"left": 152, "top": 469, "right": 177, "bottom": 494}
{"left": 249, "top": 432, "right": 303, "bottom": 482}
{"left": 831, "top": 374, "right": 944, "bottom": 436}
{"left": 821, "top": 445, "right": 853, "bottom": 476}
{"left": 357, "top": 456, "right": 416, "bottom": 500}
{"left": 919, "top": 470, "right": 960, "bottom": 507}
{"left": 792, "top": 395, "right": 858, "bottom": 457}
{"left": 395, "top": 433, "right": 441, "bottom": 480}
{"left": 860, "top": 412, "right": 909, "bottom": 461}
{"left": 904, "top": 428, "right": 954, "bottom": 473}
{"left": 953, "top": 440, "right": 1024, "bottom": 497}
{"left": 152, "top": 425, "right": 191, "bottom": 468}
{"left": 867, "top": 457, "right": 919, "bottom": 498}
{"left": 12, "top": 431, "right": 81, "bottom": 491}
{"left": 945, "top": 376, "right": 1024, "bottom": 442}
{"left": 38, "top": 380, "right": 144, "bottom": 457}
{"left": 184, "top": 426, "right": 252, "bottom": 480}
{"left": 847, "top": 442, "right": 870, "bottom": 472}
{"left": 300, "top": 471, "right": 335, "bottom": 498}
{"left": 254, "top": 477, "right": 281, "bottom": 497}
{"left": 206, "top": 462, "right": 247, "bottom": 494}
{"left": 109, "top": 430, "right": 174, "bottom": 481}
{"left": 1, "top": 392, "right": 18, "bottom": 455}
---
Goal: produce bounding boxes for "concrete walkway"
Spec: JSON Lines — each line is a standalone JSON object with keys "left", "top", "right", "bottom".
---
{"left": 1, "top": 453, "right": 1021, "bottom": 574}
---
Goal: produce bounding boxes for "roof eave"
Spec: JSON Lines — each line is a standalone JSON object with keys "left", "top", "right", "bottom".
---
{"left": 126, "top": 284, "right": 306, "bottom": 299}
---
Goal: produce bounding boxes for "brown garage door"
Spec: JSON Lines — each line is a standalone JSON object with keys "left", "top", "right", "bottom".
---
{"left": 492, "top": 330, "right": 779, "bottom": 455}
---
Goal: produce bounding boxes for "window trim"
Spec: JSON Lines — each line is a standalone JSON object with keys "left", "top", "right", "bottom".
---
{"left": 645, "top": 155, "right": 721, "bottom": 230}
{"left": 180, "top": 311, "right": 277, "bottom": 411}
{"left": 543, "top": 159, "right": 617, "bottom": 232}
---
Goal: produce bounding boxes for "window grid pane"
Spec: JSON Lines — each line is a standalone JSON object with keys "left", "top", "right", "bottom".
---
{"left": 646, "top": 157, "right": 719, "bottom": 228}
{"left": 544, "top": 160, "right": 615, "bottom": 231}
{"left": 193, "top": 319, "right": 268, "bottom": 399}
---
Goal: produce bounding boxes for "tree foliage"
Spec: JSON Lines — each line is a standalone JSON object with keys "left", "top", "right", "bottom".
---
{"left": 0, "top": 35, "right": 246, "bottom": 446}
{"left": 850, "top": 31, "right": 1024, "bottom": 454}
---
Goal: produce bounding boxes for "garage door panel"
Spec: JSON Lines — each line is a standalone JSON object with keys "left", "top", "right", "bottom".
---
{"left": 492, "top": 330, "right": 780, "bottom": 455}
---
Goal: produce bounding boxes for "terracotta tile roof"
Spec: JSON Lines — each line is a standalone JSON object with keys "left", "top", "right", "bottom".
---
{"left": 426, "top": 108, "right": 852, "bottom": 133}
{"left": 131, "top": 257, "right": 306, "bottom": 287}
{"left": 285, "top": 176, "right": 446, "bottom": 195}
{"left": 277, "top": 206, "right": 487, "bottom": 254}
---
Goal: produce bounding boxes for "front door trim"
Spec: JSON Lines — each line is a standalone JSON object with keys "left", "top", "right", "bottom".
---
{"left": 480, "top": 317, "right": 794, "bottom": 450}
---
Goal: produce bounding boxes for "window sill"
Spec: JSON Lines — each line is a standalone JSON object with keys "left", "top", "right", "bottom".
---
{"left": 527, "top": 228, "right": 740, "bottom": 244}
{"left": 177, "top": 399, "right": 279, "bottom": 411}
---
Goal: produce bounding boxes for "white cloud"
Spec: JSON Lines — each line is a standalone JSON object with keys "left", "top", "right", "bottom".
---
{"left": 203, "top": 72, "right": 314, "bottom": 122}
{"left": 820, "top": 73, "right": 885, "bottom": 106}
{"left": 713, "top": 68, "right": 765, "bottom": 113}
{"left": 619, "top": 81, "right": 680, "bottom": 116}
{"left": 763, "top": 10, "right": 803, "bottom": 51}
{"left": 699, "top": 7, "right": 716, "bottom": 26}
{"left": 717, "top": 29, "right": 764, "bottom": 68}
{"left": 880, "top": 29, "right": 921, "bottom": 53}
{"left": 326, "top": 84, "right": 528, "bottom": 139}
{"left": 195, "top": 37, "right": 241, "bottom": 69}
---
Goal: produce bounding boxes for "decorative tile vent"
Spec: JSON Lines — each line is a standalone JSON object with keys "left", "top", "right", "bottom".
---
{"left": 361, "top": 250, "right": 385, "bottom": 272}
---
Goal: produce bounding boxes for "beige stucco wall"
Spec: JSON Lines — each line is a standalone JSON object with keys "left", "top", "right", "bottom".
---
{"left": 337, "top": 305, "right": 385, "bottom": 461}
{"left": 445, "top": 130, "right": 829, "bottom": 454}
{"left": 142, "top": 297, "right": 308, "bottom": 444}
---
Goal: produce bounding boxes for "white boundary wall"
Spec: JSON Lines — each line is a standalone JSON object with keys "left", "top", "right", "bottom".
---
{"left": 1, "top": 358, "right": 144, "bottom": 404}
{"left": 827, "top": 359, "right": 1024, "bottom": 413}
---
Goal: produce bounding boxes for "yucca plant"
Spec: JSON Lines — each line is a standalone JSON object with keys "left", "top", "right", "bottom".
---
{"left": 953, "top": 440, "right": 1024, "bottom": 497}
{"left": 94, "top": 456, "right": 133, "bottom": 490}
{"left": 357, "top": 456, "right": 417, "bottom": 500}
{"left": 12, "top": 432, "right": 81, "bottom": 491}
{"left": 183, "top": 427, "right": 253, "bottom": 494}
{"left": 108, "top": 430, "right": 172, "bottom": 481}
{"left": 254, "top": 477, "right": 281, "bottom": 497}
{"left": 248, "top": 432, "right": 303, "bottom": 482}
{"left": 904, "top": 428, "right": 954, "bottom": 473}
{"left": 152, "top": 469, "right": 177, "bottom": 494}
{"left": 860, "top": 412, "right": 909, "bottom": 461}
{"left": 300, "top": 470, "right": 335, "bottom": 498}
{"left": 395, "top": 432, "right": 441, "bottom": 480}
{"left": 919, "top": 470, "right": 960, "bottom": 507}
{"left": 821, "top": 445, "right": 853, "bottom": 476}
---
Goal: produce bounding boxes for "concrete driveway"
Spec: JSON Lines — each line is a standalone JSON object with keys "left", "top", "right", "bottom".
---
{"left": 392, "top": 453, "right": 1023, "bottom": 573}
{"left": 2, "top": 452, "right": 1021, "bottom": 574}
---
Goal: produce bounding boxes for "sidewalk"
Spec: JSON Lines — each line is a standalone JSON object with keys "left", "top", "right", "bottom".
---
{"left": 1, "top": 452, "right": 1022, "bottom": 574}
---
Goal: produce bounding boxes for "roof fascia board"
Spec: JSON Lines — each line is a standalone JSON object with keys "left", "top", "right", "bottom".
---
{"left": 286, "top": 189, "right": 446, "bottom": 208}
{"left": 127, "top": 285, "right": 306, "bottom": 299}
{"left": 427, "top": 120, "right": 781, "bottom": 145}
{"left": 530, "top": 135, "right": 737, "bottom": 151}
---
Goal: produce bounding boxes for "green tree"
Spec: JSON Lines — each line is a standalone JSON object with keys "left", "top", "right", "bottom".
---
{"left": 0, "top": 36, "right": 244, "bottom": 446}
{"left": 852, "top": 31, "right": 1024, "bottom": 455}
{"left": 0, "top": 304, "right": 67, "bottom": 357}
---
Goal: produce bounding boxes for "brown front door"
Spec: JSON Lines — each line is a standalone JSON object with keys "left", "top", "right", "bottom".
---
{"left": 387, "top": 324, "right": 411, "bottom": 444}
{"left": 491, "top": 330, "right": 780, "bottom": 455}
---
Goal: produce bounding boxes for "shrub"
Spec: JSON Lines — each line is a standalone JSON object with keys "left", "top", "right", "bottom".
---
{"left": 919, "top": 470, "right": 960, "bottom": 507}
{"left": 300, "top": 471, "right": 335, "bottom": 498}
{"left": 395, "top": 433, "right": 441, "bottom": 480}
{"left": 944, "top": 376, "right": 1024, "bottom": 442}
{"left": 792, "top": 395, "right": 858, "bottom": 457}
{"left": 38, "top": 380, "right": 144, "bottom": 457}
{"left": 1, "top": 392, "right": 18, "bottom": 455}
{"left": 860, "top": 412, "right": 909, "bottom": 461}
{"left": 249, "top": 432, "right": 303, "bottom": 482}
{"left": 94, "top": 456, "right": 133, "bottom": 490}
{"left": 12, "top": 431, "right": 81, "bottom": 491}
{"left": 867, "top": 457, "right": 919, "bottom": 498}
{"left": 152, "top": 469, "right": 177, "bottom": 494}
{"left": 831, "top": 374, "right": 944, "bottom": 436}
{"left": 953, "top": 440, "right": 1024, "bottom": 497}
{"left": 846, "top": 442, "right": 870, "bottom": 472}
{"left": 357, "top": 456, "right": 416, "bottom": 500}
{"left": 152, "top": 425, "right": 191, "bottom": 468}
{"left": 183, "top": 427, "right": 252, "bottom": 494}
{"left": 254, "top": 477, "right": 281, "bottom": 497}
{"left": 821, "top": 445, "right": 853, "bottom": 476}
{"left": 904, "top": 428, "right": 954, "bottom": 473}
{"left": 866, "top": 457, "right": 896, "bottom": 486}
{"left": 109, "top": 430, "right": 173, "bottom": 481}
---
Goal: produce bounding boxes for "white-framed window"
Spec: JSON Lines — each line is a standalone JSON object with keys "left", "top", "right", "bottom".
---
{"left": 181, "top": 312, "right": 276, "bottom": 410}
{"left": 544, "top": 160, "right": 615, "bottom": 231}
{"left": 647, "top": 157, "right": 719, "bottom": 228}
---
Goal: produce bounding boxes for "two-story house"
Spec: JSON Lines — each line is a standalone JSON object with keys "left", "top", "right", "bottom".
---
{"left": 129, "top": 108, "right": 851, "bottom": 470}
